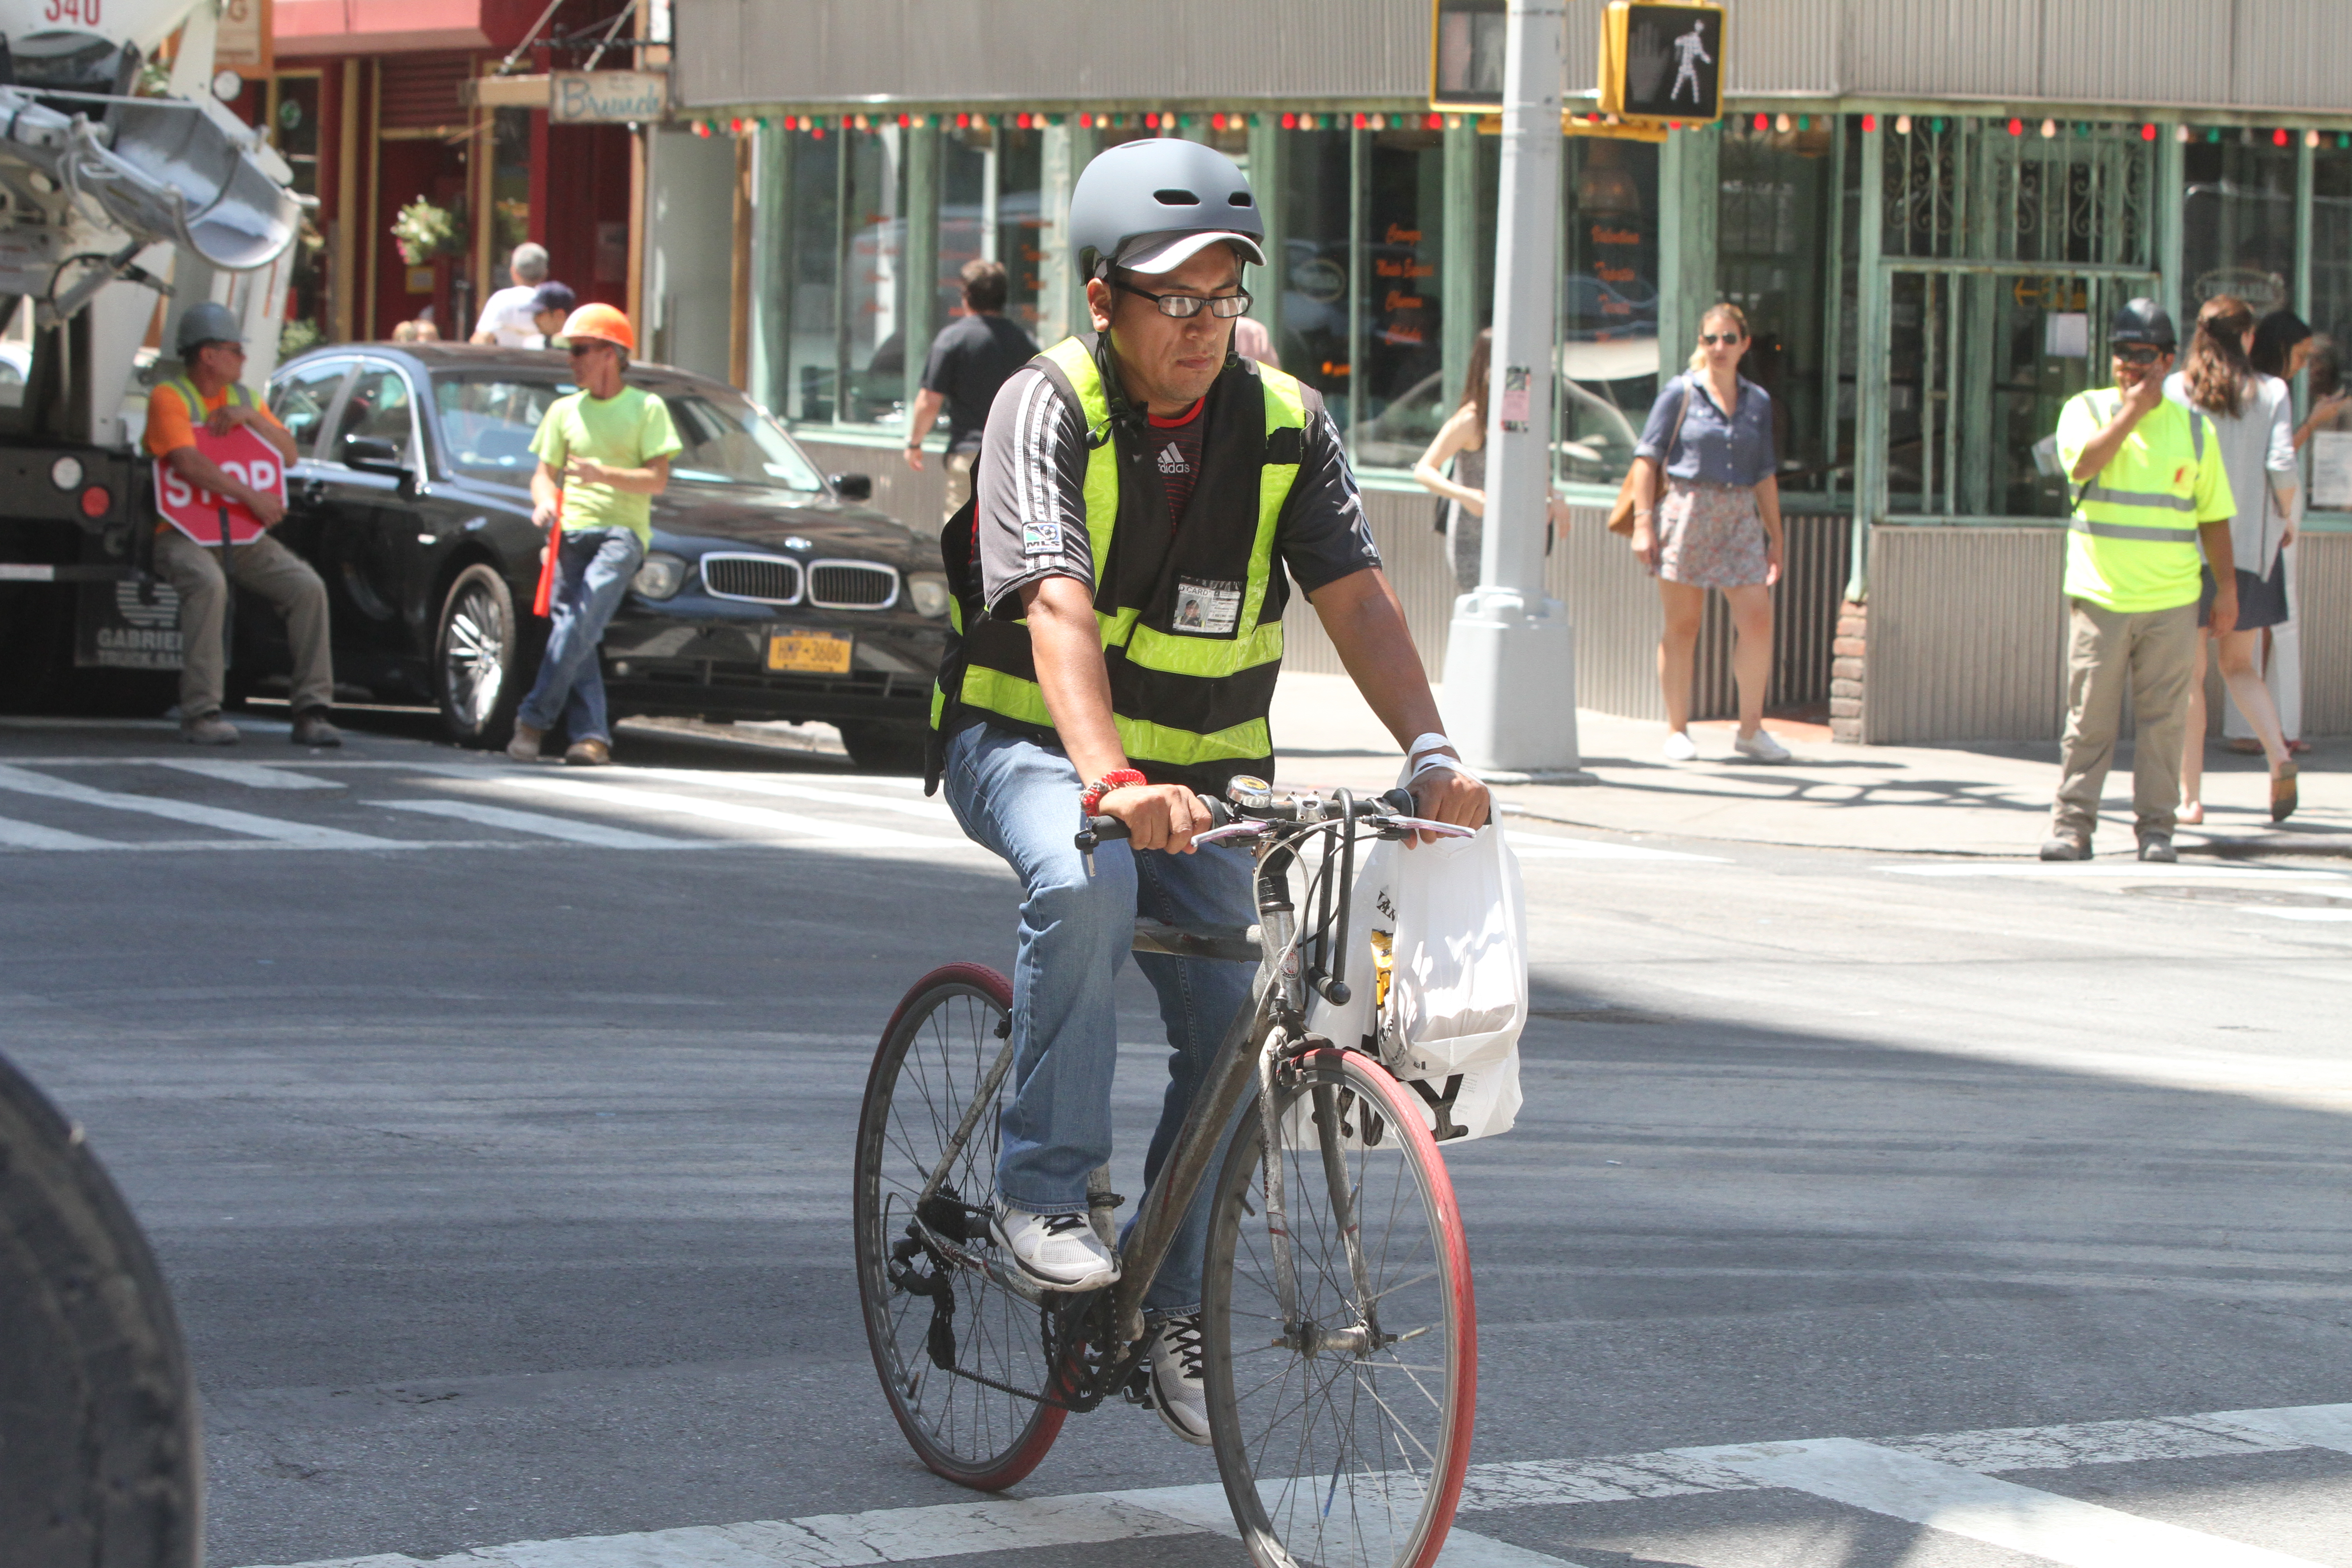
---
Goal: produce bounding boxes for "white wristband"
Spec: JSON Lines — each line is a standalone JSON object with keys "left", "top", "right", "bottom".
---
{"left": 1406, "top": 730, "right": 1452, "bottom": 760}
{"left": 1409, "top": 751, "right": 1478, "bottom": 786}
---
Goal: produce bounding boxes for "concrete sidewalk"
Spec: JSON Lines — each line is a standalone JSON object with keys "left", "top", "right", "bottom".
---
{"left": 1269, "top": 671, "right": 2351, "bottom": 858}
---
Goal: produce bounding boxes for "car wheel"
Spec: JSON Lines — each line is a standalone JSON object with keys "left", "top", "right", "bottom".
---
{"left": 837, "top": 719, "right": 928, "bottom": 774}
{"left": 435, "top": 564, "right": 524, "bottom": 748}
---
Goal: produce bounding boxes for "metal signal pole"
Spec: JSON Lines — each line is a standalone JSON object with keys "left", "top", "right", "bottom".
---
{"left": 1440, "top": 0, "right": 1581, "bottom": 779}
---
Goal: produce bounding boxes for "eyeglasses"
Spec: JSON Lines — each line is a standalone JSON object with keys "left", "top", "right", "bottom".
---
{"left": 1112, "top": 281, "right": 1254, "bottom": 320}
{"left": 2113, "top": 344, "right": 2165, "bottom": 365}
{"left": 1699, "top": 332, "right": 1744, "bottom": 347}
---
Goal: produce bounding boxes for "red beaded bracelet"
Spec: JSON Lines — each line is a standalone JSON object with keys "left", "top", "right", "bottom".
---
{"left": 1079, "top": 769, "right": 1147, "bottom": 815}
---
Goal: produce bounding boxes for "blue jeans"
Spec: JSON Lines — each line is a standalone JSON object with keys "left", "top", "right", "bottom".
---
{"left": 943, "top": 721, "right": 1257, "bottom": 1316}
{"left": 518, "top": 527, "right": 644, "bottom": 743}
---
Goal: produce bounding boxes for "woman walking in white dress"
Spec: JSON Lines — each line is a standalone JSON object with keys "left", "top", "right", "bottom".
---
{"left": 2165, "top": 295, "right": 2299, "bottom": 823}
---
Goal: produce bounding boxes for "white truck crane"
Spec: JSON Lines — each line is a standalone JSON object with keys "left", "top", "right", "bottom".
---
{"left": 0, "top": 0, "right": 301, "bottom": 709}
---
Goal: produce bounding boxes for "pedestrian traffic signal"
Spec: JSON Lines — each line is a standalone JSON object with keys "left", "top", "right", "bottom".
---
{"left": 1599, "top": 1, "right": 1727, "bottom": 127}
{"left": 1429, "top": 0, "right": 1507, "bottom": 112}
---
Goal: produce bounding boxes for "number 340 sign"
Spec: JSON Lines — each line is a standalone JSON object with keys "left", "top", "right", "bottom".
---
{"left": 155, "top": 425, "right": 287, "bottom": 545}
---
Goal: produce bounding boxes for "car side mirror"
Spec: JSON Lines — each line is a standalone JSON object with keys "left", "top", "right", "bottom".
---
{"left": 343, "top": 435, "right": 406, "bottom": 474}
{"left": 829, "top": 471, "right": 872, "bottom": 502}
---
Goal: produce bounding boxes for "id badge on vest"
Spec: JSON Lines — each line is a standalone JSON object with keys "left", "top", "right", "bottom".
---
{"left": 1173, "top": 577, "right": 1243, "bottom": 635}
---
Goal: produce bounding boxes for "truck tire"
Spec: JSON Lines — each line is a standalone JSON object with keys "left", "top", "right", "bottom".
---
{"left": 0, "top": 1049, "right": 202, "bottom": 1568}
{"left": 434, "top": 564, "right": 526, "bottom": 749}
{"left": 838, "top": 719, "right": 929, "bottom": 774}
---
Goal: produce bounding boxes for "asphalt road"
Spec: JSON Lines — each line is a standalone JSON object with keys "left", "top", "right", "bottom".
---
{"left": 3, "top": 710, "right": 2350, "bottom": 1568}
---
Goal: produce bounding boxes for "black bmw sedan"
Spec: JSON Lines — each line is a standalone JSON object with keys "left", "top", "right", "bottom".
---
{"left": 258, "top": 344, "right": 948, "bottom": 767}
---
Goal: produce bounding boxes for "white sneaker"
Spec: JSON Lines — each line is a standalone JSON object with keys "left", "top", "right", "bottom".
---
{"left": 1734, "top": 728, "right": 1793, "bottom": 763}
{"left": 989, "top": 1202, "right": 1119, "bottom": 1292}
{"left": 1147, "top": 1313, "right": 1212, "bottom": 1446}
{"left": 1661, "top": 730, "right": 1699, "bottom": 762}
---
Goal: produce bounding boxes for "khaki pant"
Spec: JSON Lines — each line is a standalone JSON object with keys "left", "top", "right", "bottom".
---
{"left": 2052, "top": 598, "right": 2198, "bottom": 843}
{"left": 153, "top": 528, "right": 334, "bottom": 720}
{"left": 944, "top": 449, "right": 977, "bottom": 521}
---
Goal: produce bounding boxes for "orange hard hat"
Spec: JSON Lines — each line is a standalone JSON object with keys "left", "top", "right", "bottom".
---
{"left": 561, "top": 303, "right": 636, "bottom": 353}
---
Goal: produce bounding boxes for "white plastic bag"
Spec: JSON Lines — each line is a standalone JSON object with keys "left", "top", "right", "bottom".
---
{"left": 1298, "top": 813, "right": 1526, "bottom": 1146}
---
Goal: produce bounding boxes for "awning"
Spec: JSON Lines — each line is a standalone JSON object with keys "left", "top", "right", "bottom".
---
{"left": 274, "top": 0, "right": 497, "bottom": 56}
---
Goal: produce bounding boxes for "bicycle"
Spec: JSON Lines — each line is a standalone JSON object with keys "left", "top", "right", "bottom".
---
{"left": 853, "top": 779, "right": 1479, "bottom": 1568}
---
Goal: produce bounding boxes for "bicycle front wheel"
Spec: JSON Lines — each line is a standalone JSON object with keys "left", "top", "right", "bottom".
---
{"left": 1203, "top": 1047, "right": 1476, "bottom": 1568}
{"left": 853, "top": 962, "right": 1068, "bottom": 1490}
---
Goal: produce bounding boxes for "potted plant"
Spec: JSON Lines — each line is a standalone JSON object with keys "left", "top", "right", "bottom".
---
{"left": 391, "top": 197, "right": 464, "bottom": 266}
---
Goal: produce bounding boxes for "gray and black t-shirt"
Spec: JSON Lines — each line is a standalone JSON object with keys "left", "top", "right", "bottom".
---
{"left": 972, "top": 364, "right": 1382, "bottom": 620}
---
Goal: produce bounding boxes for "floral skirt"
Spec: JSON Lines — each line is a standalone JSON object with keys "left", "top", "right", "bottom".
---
{"left": 1657, "top": 479, "right": 1768, "bottom": 588}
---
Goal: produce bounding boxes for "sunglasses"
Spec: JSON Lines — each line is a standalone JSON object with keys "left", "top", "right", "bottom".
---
{"left": 1112, "top": 281, "right": 1254, "bottom": 320}
{"left": 2113, "top": 344, "right": 2165, "bottom": 365}
{"left": 1700, "top": 332, "right": 1744, "bottom": 347}
{"left": 566, "top": 342, "right": 610, "bottom": 357}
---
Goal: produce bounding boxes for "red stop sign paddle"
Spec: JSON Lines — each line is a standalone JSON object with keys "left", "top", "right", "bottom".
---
{"left": 154, "top": 423, "right": 288, "bottom": 545}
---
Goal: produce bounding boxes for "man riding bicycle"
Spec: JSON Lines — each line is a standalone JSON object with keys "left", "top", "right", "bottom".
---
{"left": 928, "top": 138, "right": 1488, "bottom": 1447}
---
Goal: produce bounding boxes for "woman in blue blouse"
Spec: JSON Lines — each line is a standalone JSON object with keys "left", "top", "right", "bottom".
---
{"left": 1627, "top": 303, "right": 1790, "bottom": 763}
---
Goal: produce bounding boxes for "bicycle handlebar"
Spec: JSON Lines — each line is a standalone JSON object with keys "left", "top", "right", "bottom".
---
{"left": 1077, "top": 786, "right": 1441, "bottom": 859}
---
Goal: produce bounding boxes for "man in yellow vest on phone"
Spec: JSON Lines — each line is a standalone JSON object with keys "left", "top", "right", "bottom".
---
{"left": 2044, "top": 299, "right": 2236, "bottom": 863}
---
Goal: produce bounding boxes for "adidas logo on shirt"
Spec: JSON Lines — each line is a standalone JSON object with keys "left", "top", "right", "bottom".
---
{"left": 1158, "top": 442, "right": 1189, "bottom": 476}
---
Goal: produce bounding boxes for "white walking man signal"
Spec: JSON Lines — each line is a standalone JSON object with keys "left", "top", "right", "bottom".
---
{"left": 1671, "top": 19, "right": 1712, "bottom": 104}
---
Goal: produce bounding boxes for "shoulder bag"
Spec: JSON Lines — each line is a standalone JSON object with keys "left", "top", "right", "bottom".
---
{"left": 1606, "top": 374, "right": 1692, "bottom": 537}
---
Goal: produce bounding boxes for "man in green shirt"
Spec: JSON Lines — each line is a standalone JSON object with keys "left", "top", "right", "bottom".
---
{"left": 509, "top": 304, "right": 682, "bottom": 766}
{"left": 2043, "top": 299, "right": 2236, "bottom": 863}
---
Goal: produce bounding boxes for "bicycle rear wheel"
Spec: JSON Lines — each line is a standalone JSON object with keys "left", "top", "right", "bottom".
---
{"left": 854, "top": 962, "right": 1068, "bottom": 1489}
{"left": 1203, "top": 1046, "right": 1475, "bottom": 1568}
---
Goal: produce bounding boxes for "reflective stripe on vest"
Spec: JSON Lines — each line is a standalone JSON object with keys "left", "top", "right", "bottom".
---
{"left": 951, "top": 337, "right": 1309, "bottom": 780}
{"left": 2068, "top": 390, "right": 2203, "bottom": 550}
{"left": 159, "top": 377, "right": 257, "bottom": 429}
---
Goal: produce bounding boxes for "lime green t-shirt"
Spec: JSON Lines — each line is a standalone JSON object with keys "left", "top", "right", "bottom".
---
{"left": 529, "top": 384, "right": 684, "bottom": 544}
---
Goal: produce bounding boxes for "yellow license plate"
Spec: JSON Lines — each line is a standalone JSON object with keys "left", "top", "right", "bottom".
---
{"left": 767, "top": 632, "right": 854, "bottom": 674}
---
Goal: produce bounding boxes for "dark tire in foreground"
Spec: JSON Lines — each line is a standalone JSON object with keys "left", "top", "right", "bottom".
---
{"left": 854, "top": 962, "right": 1068, "bottom": 1490}
{"left": 0, "top": 1048, "right": 202, "bottom": 1568}
{"left": 435, "top": 564, "right": 525, "bottom": 748}
{"left": 838, "top": 719, "right": 930, "bottom": 774}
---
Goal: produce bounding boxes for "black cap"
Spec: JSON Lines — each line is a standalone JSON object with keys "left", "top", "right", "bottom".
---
{"left": 2110, "top": 297, "right": 2176, "bottom": 349}
{"left": 530, "top": 281, "right": 577, "bottom": 316}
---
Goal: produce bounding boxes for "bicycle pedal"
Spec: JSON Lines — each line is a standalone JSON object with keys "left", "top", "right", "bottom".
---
{"left": 1120, "top": 1364, "right": 1156, "bottom": 1409}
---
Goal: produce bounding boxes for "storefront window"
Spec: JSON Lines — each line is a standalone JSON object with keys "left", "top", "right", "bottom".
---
{"left": 2184, "top": 140, "right": 2298, "bottom": 315}
{"left": 845, "top": 128, "right": 909, "bottom": 425}
{"left": 1357, "top": 129, "right": 1446, "bottom": 446}
{"left": 775, "top": 128, "right": 906, "bottom": 427}
{"left": 782, "top": 131, "right": 840, "bottom": 423}
{"left": 1280, "top": 129, "right": 1355, "bottom": 426}
{"left": 1717, "top": 121, "right": 1836, "bottom": 490}
{"left": 488, "top": 108, "right": 532, "bottom": 284}
{"left": 1557, "top": 134, "right": 1659, "bottom": 485}
{"left": 2306, "top": 147, "right": 2352, "bottom": 369}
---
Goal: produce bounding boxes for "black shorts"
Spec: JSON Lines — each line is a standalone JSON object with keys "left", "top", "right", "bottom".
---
{"left": 2198, "top": 556, "right": 2290, "bottom": 631}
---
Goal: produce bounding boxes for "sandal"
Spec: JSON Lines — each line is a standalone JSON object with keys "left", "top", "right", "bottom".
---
{"left": 2178, "top": 801, "right": 2205, "bottom": 826}
{"left": 2271, "top": 760, "right": 2299, "bottom": 824}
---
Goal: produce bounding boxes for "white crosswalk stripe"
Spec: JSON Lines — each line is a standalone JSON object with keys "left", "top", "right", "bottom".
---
{"left": 492, "top": 775, "right": 972, "bottom": 852}
{"left": 152, "top": 760, "right": 343, "bottom": 789}
{"left": 0, "top": 813, "right": 117, "bottom": 850}
{"left": 627, "top": 768, "right": 958, "bottom": 821}
{"left": 0, "top": 762, "right": 397, "bottom": 848}
{"left": 1681, "top": 1437, "right": 2325, "bottom": 1568}
{"left": 375, "top": 799, "right": 691, "bottom": 848}
{"left": 229, "top": 1401, "right": 2352, "bottom": 1568}
{"left": 0, "top": 759, "right": 983, "bottom": 857}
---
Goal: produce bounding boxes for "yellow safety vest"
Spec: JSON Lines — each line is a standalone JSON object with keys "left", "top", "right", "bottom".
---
{"left": 2060, "top": 388, "right": 2228, "bottom": 613}
{"left": 931, "top": 336, "right": 1310, "bottom": 796}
